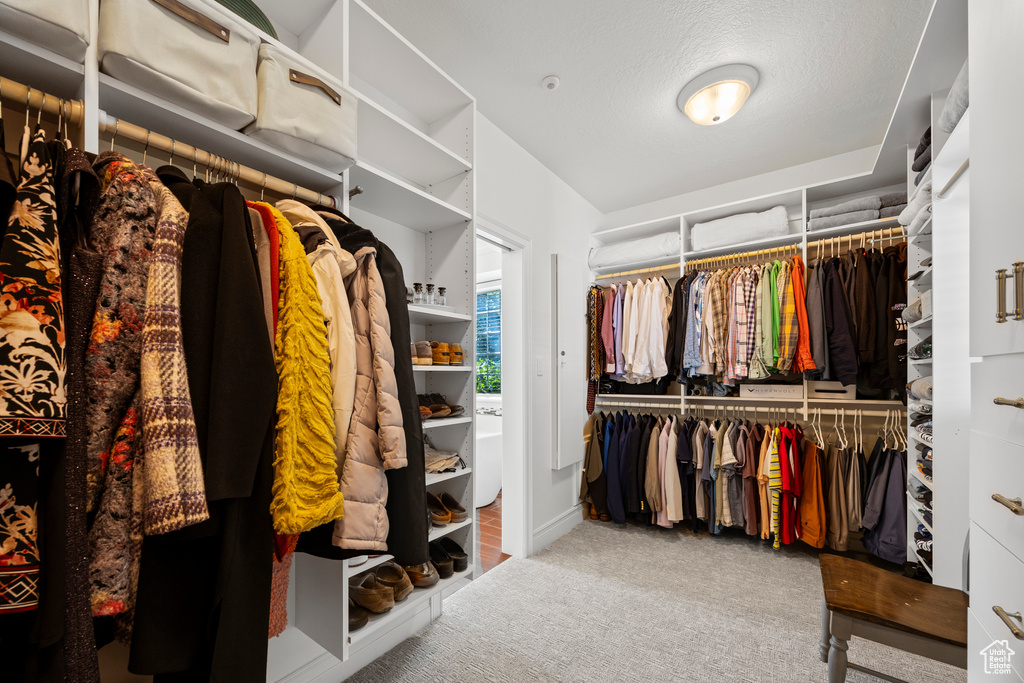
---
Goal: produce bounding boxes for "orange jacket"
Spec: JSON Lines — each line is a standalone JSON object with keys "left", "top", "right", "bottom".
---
{"left": 790, "top": 255, "right": 816, "bottom": 374}
{"left": 798, "top": 441, "right": 827, "bottom": 548}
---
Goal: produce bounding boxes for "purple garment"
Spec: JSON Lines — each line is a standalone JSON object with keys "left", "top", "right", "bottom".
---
{"left": 613, "top": 285, "right": 625, "bottom": 376}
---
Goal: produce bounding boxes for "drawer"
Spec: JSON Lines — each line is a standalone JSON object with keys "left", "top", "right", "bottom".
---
{"left": 972, "top": 354, "right": 1024, "bottom": 449}
{"left": 970, "top": 521, "right": 1024, "bottom": 676}
{"left": 971, "top": 431, "right": 1024, "bottom": 561}
{"left": 970, "top": 607, "right": 1024, "bottom": 681}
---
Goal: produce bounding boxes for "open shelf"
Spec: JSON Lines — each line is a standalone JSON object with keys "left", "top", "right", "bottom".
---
{"left": 348, "top": 0, "right": 473, "bottom": 128}
{"left": 426, "top": 467, "right": 472, "bottom": 486}
{"left": 422, "top": 416, "right": 473, "bottom": 430}
{"left": 683, "top": 232, "right": 803, "bottom": 260}
{"left": 909, "top": 316, "right": 933, "bottom": 330}
{"left": 686, "top": 395, "right": 802, "bottom": 403}
{"left": 805, "top": 216, "right": 903, "bottom": 239}
{"left": 428, "top": 518, "right": 472, "bottom": 543}
{"left": 408, "top": 305, "right": 472, "bottom": 325}
{"left": 908, "top": 494, "right": 935, "bottom": 536}
{"left": 0, "top": 29, "right": 84, "bottom": 98}
{"left": 98, "top": 74, "right": 345, "bottom": 191}
{"left": 910, "top": 545, "right": 934, "bottom": 578}
{"left": 349, "top": 161, "right": 471, "bottom": 232}
{"left": 354, "top": 90, "right": 471, "bottom": 187}
{"left": 414, "top": 365, "right": 472, "bottom": 373}
{"left": 909, "top": 468, "right": 934, "bottom": 492}
{"left": 910, "top": 266, "right": 933, "bottom": 287}
{"left": 592, "top": 216, "right": 680, "bottom": 245}
{"left": 348, "top": 565, "right": 474, "bottom": 650}
{"left": 807, "top": 398, "right": 905, "bottom": 406}
{"left": 910, "top": 358, "right": 933, "bottom": 366}
{"left": 349, "top": 554, "right": 395, "bottom": 575}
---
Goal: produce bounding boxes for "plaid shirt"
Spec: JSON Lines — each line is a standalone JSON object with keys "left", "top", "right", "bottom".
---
{"left": 712, "top": 270, "right": 730, "bottom": 375}
{"left": 737, "top": 267, "right": 759, "bottom": 377}
{"left": 776, "top": 262, "right": 800, "bottom": 373}
{"left": 724, "top": 269, "right": 739, "bottom": 382}
{"left": 749, "top": 269, "right": 767, "bottom": 379}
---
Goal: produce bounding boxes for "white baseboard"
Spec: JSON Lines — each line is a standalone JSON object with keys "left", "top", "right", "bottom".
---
{"left": 532, "top": 504, "right": 583, "bottom": 553}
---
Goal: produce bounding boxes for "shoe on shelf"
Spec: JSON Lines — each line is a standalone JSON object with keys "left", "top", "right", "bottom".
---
{"left": 430, "top": 341, "right": 450, "bottom": 365}
{"left": 415, "top": 340, "right": 433, "bottom": 366}
{"left": 348, "top": 597, "right": 369, "bottom": 632}
{"left": 349, "top": 573, "right": 395, "bottom": 614}
{"left": 429, "top": 541, "right": 454, "bottom": 579}
{"left": 429, "top": 404, "right": 452, "bottom": 419}
{"left": 427, "top": 492, "right": 452, "bottom": 526}
{"left": 418, "top": 393, "right": 465, "bottom": 419}
{"left": 403, "top": 562, "right": 439, "bottom": 588}
{"left": 375, "top": 561, "right": 414, "bottom": 602}
{"left": 439, "top": 492, "right": 467, "bottom": 523}
{"left": 437, "top": 537, "right": 468, "bottom": 573}
{"left": 425, "top": 445, "right": 461, "bottom": 474}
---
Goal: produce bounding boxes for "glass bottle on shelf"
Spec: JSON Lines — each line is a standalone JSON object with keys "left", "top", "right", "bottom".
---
{"left": 425, "top": 284, "right": 436, "bottom": 305}
{"left": 413, "top": 283, "right": 423, "bottom": 304}
{"left": 438, "top": 287, "right": 447, "bottom": 307}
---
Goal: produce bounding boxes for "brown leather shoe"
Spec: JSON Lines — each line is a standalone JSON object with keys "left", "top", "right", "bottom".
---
{"left": 403, "top": 562, "right": 439, "bottom": 588}
{"left": 375, "top": 561, "right": 413, "bottom": 602}
{"left": 427, "top": 492, "right": 451, "bottom": 526}
{"left": 348, "top": 597, "right": 369, "bottom": 631}
{"left": 349, "top": 573, "right": 394, "bottom": 614}
{"left": 429, "top": 541, "right": 454, "bottom": 579}
{"left": 437, "top": 537, "right": 468, "bottom": 573}
{"left": 440, "top": 492, "right": 467, "bottom": 523}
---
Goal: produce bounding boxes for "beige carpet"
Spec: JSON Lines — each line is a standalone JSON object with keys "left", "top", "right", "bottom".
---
{"left": 347, "top": 521, "right": 966, "bottom": 682}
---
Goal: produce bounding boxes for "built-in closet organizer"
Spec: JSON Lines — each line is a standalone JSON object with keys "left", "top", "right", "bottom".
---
{"left": 969, "top": 2, "right": 1024, "bottom": 674}
{"left": 0, "top": 0, "right": 478, "bottom": 680}
{"left": 590, "top": 183, "right": 914, "bottom": 563}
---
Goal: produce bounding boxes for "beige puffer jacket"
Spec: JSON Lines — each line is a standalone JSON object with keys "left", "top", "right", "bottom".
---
{"left": 332, "top": 245, "right": 406, "bottom": 550}
{"left": 276, "top": 200, "right": 358, "bottom": 459}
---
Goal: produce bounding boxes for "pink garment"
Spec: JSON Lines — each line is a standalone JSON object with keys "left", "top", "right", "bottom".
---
{"left": 602, "top": 285, "right": 616, "bottom": 373}
{"left": 656, "top": 418, "right": 673, "bottom": 528}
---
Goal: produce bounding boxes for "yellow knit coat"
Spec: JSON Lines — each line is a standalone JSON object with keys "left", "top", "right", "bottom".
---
{"left": 262, "top": 205, "right": 345, "bottom": 533}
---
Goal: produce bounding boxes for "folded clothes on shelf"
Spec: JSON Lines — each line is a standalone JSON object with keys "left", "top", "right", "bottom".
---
{"left": 689, "top": 205, "right": 791, "bottom": 251}
{"left": 912, "top": 144, "right": 932, "bottom": 172}
{"left": 900, "top": 181, "right": 932, "bottom": 226}
{"left": 907, "top": 376, "right": 933, "bottom": 401}
{"left": 914, "top": 127, "right": 931, "bottom": 161}
{"left": 807, "top": 209, "right": 879, "bottom": 231}
{"left": 880, "top": 191, "right": 908, "bottom": 208}
{"left": 880, "top": 203, "right": 907, "bottom": 219}
{"left": 809, "top": 195, "right": 881, "bottom": 219}
{"left": 908, "top": 336, "right": 932, "bottom": 360}
{"left": 914, "top": 163, "right": 931, "bottom": 187}
{"left": 938, "top": 59, "right": 969, "bottom": 133}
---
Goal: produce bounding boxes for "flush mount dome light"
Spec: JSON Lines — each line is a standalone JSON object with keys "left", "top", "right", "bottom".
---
{"left": 677, "top": 64, "right": 759, "bottom": 126}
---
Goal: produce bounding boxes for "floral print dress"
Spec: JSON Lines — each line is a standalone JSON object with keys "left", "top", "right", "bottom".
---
{"left": 0, "top": 126, "right": 65, "bottom": 613}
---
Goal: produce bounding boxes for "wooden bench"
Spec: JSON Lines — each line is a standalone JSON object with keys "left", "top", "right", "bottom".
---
{"left": 819, "top": 554, "right": 968, "bottom": 682}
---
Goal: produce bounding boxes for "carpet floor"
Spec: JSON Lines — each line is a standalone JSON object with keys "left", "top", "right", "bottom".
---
{"left": 347, "top": 521, "right": 967, "bottom": 682}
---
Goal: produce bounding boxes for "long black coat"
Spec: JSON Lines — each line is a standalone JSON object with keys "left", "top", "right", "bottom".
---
{"left": 129, "top": 172, "right": 276, "bottom": 681}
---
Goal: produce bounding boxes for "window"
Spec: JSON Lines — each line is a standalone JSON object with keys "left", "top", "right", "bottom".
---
{"left": 476, "top": 289, "right": 501, "bottom": 394}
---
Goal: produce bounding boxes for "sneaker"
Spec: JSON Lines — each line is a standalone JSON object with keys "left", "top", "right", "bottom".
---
{"left": 430, "top": 341, "right": 450, "bottom": 365}
{"left": 415, "top": 340, "right": 432, "bottom": 365}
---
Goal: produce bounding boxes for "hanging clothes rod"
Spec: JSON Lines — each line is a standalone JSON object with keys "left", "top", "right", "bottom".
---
{"left": 98, "top": 114, "right": 336, "bottom": 208}
{"left": 806, "top": 226, "right": 905, "bottom": 255}
{"left": 0, "top": 76, "right": 336, "bottom": 208}
{"left": 936, "top": 158, "right": 969, "bottom": 199}
{"left": 685, "top": 242, "right": 799, "bottom": 271}
{"left": 594, "top": 398, "right": 681, "bottom": 409}
{"left": 594, "top": 262, "right": 680, "bottom": 281}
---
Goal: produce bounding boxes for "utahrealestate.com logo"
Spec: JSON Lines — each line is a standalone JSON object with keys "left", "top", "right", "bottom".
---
{"left": 980, "top": 640, "right": 1016, "bottom": 675}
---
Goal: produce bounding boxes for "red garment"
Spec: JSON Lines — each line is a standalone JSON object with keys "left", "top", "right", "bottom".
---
{"left": 778, "top": 425, "right": 804, "bottom": 545}
{"left": 790, "top": 255, "right": 816, "bottom": 373}
{"left": 247, "top": 201, "right": 280, "bottom": 333}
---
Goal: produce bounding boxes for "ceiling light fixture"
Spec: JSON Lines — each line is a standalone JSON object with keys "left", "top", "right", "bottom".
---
{"left": 677, "top": 64, "right": 759, "bottom": 126}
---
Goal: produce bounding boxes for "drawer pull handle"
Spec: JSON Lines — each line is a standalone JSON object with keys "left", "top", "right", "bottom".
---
{"left": 992, "top": 494, "right": 1024, "bottom": 515}
{"left": 993, "top": 606, "right": 1024, "bottom": 640}
{"left": 993, "top": 397, "right": 1024, "bottom": 409}
{"left": 1016, "top": 262, "right": 1024, "bottom": 321}
{"left": 997, "top": 269, "right": 1009, "bottom": 323}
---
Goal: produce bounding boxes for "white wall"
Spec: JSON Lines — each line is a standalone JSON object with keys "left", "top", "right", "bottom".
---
{"left": 475, "top": 113, "right": 602, "bottom": 548}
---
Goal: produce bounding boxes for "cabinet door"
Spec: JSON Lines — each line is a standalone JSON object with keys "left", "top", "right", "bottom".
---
{"left": 969, "top": 1, "right": 1024, "bottom": 357}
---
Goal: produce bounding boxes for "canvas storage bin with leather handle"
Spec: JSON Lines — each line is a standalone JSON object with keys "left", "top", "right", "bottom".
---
{"left": 98, "top": 0, "right": 260, "bottom": 130}
{"left": 0, "top": 0, "right": 90, "bottom": 63}
{"left": 244, "top": 43, "right": 357, "bottom": 172}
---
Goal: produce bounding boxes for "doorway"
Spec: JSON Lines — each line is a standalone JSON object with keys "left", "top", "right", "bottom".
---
{"left": 475, "top": 221, "right": 531, "bottom": 572}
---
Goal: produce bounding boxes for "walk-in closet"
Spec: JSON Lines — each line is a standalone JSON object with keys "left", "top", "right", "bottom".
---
{"left": 0, "top": 1, "right": 1017, "bottom": 681}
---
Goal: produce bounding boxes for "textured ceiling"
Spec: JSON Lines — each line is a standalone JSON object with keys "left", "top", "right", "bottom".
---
{"left": 363, "top": 0, "right": 933, "bottom": 213}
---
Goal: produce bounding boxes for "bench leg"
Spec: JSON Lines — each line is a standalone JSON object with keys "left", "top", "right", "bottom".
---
{"left": 827, "top": 612, "right": 852, "bottom": 683}
{"left": 820, "top": 598, "right": 832, "bottom": 663}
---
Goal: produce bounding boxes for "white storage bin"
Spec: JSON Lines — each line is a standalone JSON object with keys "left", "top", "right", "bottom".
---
{"left": 806, "top": 380, "right": 856, "bottom": 401}
{"left": 98, "top": 0, "right": 260, "bottom": 130}
{"left": 0, "top": 0, "right": 90, "bottom": 63}
{"left": 244, "top": 43, "right": 357, "bottom": 172}
{"left": 739, "top": 383, "right": 804, "bottom": 399}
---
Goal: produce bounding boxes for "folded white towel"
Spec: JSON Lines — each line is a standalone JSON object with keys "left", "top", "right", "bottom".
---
{"left": 899, "top": 181, "right": 932, "bottom": 225}
{"left": 907, "top": 204, "right": 932, "bottom": 235}
{"left": 588, "top": 231, "right": 680, "bottom": 271}
{"left": 690, "top": 205, "right": 791, "bottom": 252}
